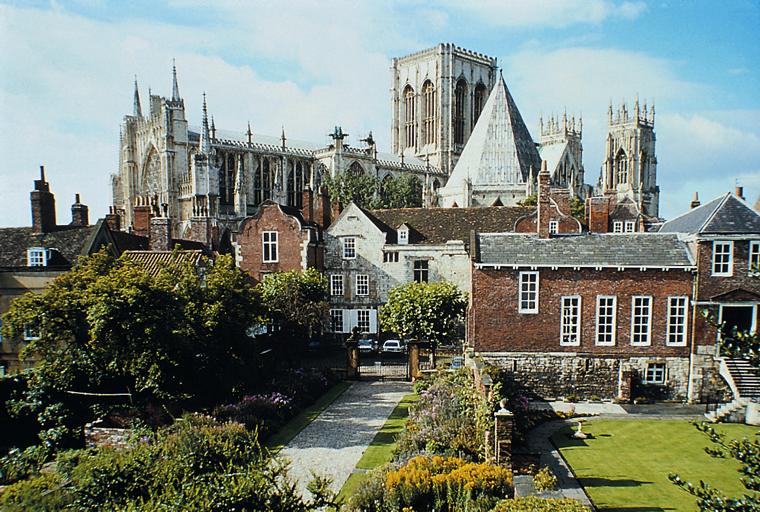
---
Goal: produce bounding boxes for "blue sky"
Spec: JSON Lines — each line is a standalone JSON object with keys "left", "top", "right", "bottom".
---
{"left": 1, "top": 0, "right": 758, "bottom": 226}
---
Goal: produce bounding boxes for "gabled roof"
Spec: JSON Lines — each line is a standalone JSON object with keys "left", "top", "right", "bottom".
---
{"left": 475, "top": 233, "right": 694, "bottom": 268}
{"left": 366, "top": 206, "right": 533, "bottom": 245}
{"left": 0, "top": 225, "right": 99, "bottom": 269}
{"left": 659, "top": 193, "right": 760, "bottom": 235}
{"left": 442, "top": 75, "right": 541, "bottom": 193}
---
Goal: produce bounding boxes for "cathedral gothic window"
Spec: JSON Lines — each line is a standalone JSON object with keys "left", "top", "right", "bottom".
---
{"left": 454, "top": 79, "right": 467, "bottom": 145}
{"left": 348, "top": 161, "right": 365, "bottom": 176}
{"left": 261, "top": 159, "right": 272, "bottom": 203}
{"left": 288, "top": 161, "right": 306, "bottom": 208}
{"left": 403, "top": 85, "right": 416, "bottom": 149}
{"left": 473, "top": 83, "right": 487, "bottom": 128}
{"left": 615, "top": 149, "right": 628, "bottom": 185}
{"left": 422, "top": 80, "right": 436, "bottom": 146}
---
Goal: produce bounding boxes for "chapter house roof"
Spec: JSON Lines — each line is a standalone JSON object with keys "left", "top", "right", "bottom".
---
{"left": 442, "top": 74, "right": 541, "bottom": 192}
{"left": 365, "top": 206, "right": 533, "bottom": 245}
{"left": 475, "top": 233, "right": 694, "bottom": 269}
{"left": 659, "top": 193, "right": 760, "bottom": 234}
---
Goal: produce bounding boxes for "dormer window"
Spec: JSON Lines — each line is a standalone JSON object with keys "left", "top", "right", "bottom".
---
{"left": 27, "top": 247, "right": 47, "bottom": 267}
{"left": 398, "top": 226, "right": 409, "bottom": 245}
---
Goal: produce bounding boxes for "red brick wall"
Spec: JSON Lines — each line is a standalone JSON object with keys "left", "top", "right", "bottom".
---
{"left": 471, "top": 266, "right": 693, "bottom": 356}
{"left": 236, "top": 204, "right": 320, "bottom": 281}
{"left": 696, "top": 240, "right": 760, "bottom": 300}
{"left": 586, "top": 196, "right": 611, "bottom": 233}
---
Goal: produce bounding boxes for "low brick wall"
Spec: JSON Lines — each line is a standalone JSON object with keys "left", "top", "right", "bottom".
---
{"left": 84, "top": 422, "right": 131, "bottom": 449}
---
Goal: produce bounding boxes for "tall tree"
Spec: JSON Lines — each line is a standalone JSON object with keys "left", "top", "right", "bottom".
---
{"left": 380, "top": 281, "right": 467, "bottom": 345}
{"left": 380, "top": 174, "right": 424, "bottom": 208}
{"left": 322, "top": 170, "right": 380, "bottom": 209}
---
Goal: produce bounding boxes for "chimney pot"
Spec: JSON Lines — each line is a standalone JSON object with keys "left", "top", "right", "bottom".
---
{"left": 735, "top": 186, "right": 744, "bottom": 200}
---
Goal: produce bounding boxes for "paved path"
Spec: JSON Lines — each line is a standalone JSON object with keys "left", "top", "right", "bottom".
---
{"left": 276, "top": 379, "right": 411, "bottom": 499}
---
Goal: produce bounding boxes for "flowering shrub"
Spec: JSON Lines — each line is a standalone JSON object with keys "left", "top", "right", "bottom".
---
{"left": 532, "top": 466, "right": 558, "bottom": 491}
{"left": 348, "top": 455, "right": 512, "bottom": 512}
{"left": 491, "top": 496, "right": 590, "bottom": 511}
{"left": 213, "top": 368, "right": 337, "bottom": 439}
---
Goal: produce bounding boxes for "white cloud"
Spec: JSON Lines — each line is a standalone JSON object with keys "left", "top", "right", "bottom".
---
{"left": 436, "top": 0, "right": 646, "bottom": 28}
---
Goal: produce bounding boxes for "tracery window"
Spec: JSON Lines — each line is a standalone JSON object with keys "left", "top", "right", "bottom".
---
{"left": 422, "top": 80, "right": 436, "bottom": 146}
{"left": 262, "top": 159, "right": 272, "bottom": 202}
{"left": 616, "top": 149, "right": 628, "bottom": 185}
{"left": 348, "top": 161, "right": 365, "bottom": 176}
{"left": 454, "top": 79, "right": 467, "bottom": 145}
{"left": 403, "top": 85, "right": 416, "bottom": 149}
{"left": 288, "top": 161, "right": 305, "bottom": 208}
{"left": 473, "top": 83, "right": 487, "bottom": 127}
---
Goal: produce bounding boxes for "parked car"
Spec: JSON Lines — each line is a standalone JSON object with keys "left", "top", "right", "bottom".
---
{"left": 358, "top": 338, "right": 375, "bottom": 353}
{"left": 382, "top": 339, "right": 405, "bottom": 354}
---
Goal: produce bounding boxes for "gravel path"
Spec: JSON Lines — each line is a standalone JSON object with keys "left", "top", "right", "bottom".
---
{"left": 276, "top": 379, "right": 411, "bottom": 499}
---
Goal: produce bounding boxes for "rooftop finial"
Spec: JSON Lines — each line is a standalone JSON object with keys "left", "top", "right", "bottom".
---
{"left": 200, "top": 92, "right": 211, "bottom": 154}
{"left": 40, "top": 164, "right": 46, "bottom": 181}
{"left": 281, "top": 126, "right": 286, "bottom": 149}
{"left": 133, "top": 76, "right": 142, "bottom": 117}
{"left": 171, "top": 58, "right": 181, "bottom": 101}
{"left": 246, "top": 121, "right": 253, "bottom": 145}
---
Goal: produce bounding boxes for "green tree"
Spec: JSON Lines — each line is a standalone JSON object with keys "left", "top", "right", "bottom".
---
{"left": 380, "top": 281, "right": 467, "bottom": 345}
{"left": 1, "top": 250, "right": 261, "bottom": 449}
{"left": 569, "top": 196, "right": 585, "bottom": 221}
{"left": 380, "top": 174, "right": 424, "bottom": 208}
{"left": 257, "top": 269, "right": 328, "bottom": 348}
{"left": 669, "top": 422, "right": 759, "bottom": 511}
{"left": 518, "top": 194, "right": 537, "bottom": 207}
{"left": 322, "top": 170, "right": 380, "bottom": 209}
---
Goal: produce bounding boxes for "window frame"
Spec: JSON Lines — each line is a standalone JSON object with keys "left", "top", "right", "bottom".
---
{"left": 262, "top": 231, "right": 278, "bottom": 263}
{"left": 356, "top": 274, "right": 369, "bottom": 296}
{"left": 330, "top": 309, "right": 344, "bottom": 333}
{"left": 383, "top": 251, "right": 399, "bottom": 263}
{"left": 518, "top": 271, "right": 539, "bottom": 314}
{"left": 613, "top": 221, "right": 623, "bottom": 233}
{"left": 413, "top": 260, "right": 429, "bottom": 283}
{"left": 666, "top": 296, "right": 688, "bottom": 346}
{"left": 27, "top": 247, "right": 47, "bottom": 267}
{"left": 595, "top": 295, "right": 617, "bottom": 346}
{"left": 330, "top": 274, "right": 344, "bottom": 296}
{"left": 357, "top": 309, "right": 371, "bottom": 333}
{"left": 342, "top": 237, "right": 357, "bottom": 259}
{"left": 645, "top": 363, "right": 667, "bottom": 384}
{"left": 630, "top": 295, "right": 653, "bottom": 346}
{"left": 560, "top": 295, "right": 582, "bottom": 346}
{"left": 548, "top": 220, "right": 559, "bottom": 235}
{"left": 398, "top": 229, "right": 409, "bottom": 245}
{"left": 749, "top": 240, "right": 760, "bottom": 276}
{"left": 712, "top": 240, "right": 733, "bottom": 276}
{"left": 624, "top": 220, "right": 636, "bottom": 233}
{"left": 23, "top": 324, "right": 40, "bottom": 341}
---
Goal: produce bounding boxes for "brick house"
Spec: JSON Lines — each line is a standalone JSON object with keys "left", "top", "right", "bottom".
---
{"left": 232, "top": 189, "right": 330, "bottom": 282}
{"left": 660, "top": 189, "right": 760, "bottom": 400}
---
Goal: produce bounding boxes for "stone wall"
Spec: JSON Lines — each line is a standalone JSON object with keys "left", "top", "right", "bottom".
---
{"left": 84, "top": 422, "right": 131, "bottom": 449}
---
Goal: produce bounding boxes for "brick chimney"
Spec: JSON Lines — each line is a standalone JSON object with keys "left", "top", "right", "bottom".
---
{"left": 133, "top": 204, "right": 152, "bottom": 237}
{"left": 149, "top": 216, "right": 172, "bottom": 251}
{"left": 70, "top": 193, "right": 89, "bottom": 226}
{"left": 189, "top": 216, "right": 213, "bottom": 248}
{"left": 537, "top": 160, "right": 551, "bottom": 239}
{"left": 302, "top": 187, "right": 314, "bottom": 224}
{"left": 313, "top": 186, "right": 332, "bottom": 229}
{"left": 587, "top": 196, "right": 612, "bottom": 233}
{"left": 330, "top": 198, "right": 343, "bottom": 227}
{"left": 735, "top": 185, "right": 745, "bottom": 200}
{"left": 690, "top": 191, "right": 701, "bottom": 209}
{"left": 105, "top": 207, "right": 121, "bottom": 231}
{"left": 31, "top": 165, "right": 56, "bottom": 233}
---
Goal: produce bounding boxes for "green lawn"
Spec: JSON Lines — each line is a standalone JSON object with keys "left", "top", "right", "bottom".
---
{"left": 552, "top": 419, "right": 759, "bottom": 511}
{"left": 338, "top": 392, "right": 418, "bottom": 502}
{"left": 266, "top": 381, "right": 352, "bottom": 452}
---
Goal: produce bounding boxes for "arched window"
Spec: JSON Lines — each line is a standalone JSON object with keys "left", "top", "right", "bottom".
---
{"left": 473, "top": 82, "right": 487, "bottom": 127}
{"left": 454, "top": 79, "right": 467, "bottom": 145}
{"left": 288, "top": 161, "right": 305, "bottom": 208}
{"left": 422, "top": 80, "right": 436, "bottom": 146}
{"left": 616, "top": 149, "right": 628, "bottom": 185}
{"left": 253, "top": 159, "right": 262, "bottom": 205}
{"left": 314, "top": 163, "right": 326, "bottom": 189}
{"left": 348, "top": 161, "right": 365, "bottom": 176}
{"left": 262, "top": 159, "right": 272, "bottom": 201}
{"left": 403, "top": 85, "right": 416, "bottom": 149}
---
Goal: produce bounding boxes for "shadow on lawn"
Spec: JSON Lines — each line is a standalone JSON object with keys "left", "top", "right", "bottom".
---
{"left": 579, "top": 477, "right": 653, "bottom": 488}
{"left": 600, "top": 508, "right": 674, "bottom": 512}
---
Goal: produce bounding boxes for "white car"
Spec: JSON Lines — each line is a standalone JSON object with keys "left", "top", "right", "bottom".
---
{"left": 381, "top": 339, "right": 405, "bottom": 353}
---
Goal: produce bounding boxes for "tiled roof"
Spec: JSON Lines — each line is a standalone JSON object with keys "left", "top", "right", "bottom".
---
{"left": 122, "top": 250, "right": 207, "bottom": 277}
{"left": 0, "top": 225, "right": 98, "bottom": 269}
{"left": 475, "top": 233, "right": 694, "bottom": 268}
{"left": 660, "top": 193, "right": 760, "bottom": 234}
{"left": 366, "top": 206, "right": 533, "bottom": 245}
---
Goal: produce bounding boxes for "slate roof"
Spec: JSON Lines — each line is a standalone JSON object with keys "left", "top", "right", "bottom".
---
{"left": 659, "top": 193, "right": 760, "bottom": 234}
{"left": 366, "top": 206, "right": 533, "bottom": 245}
{"left": 122, "top": 250, "right": 207, "bottom": 277}
{"left": 475, "top": 233, "right": 694, "bottom": 268}
{"left": 0, "top": 225, "right": 98, "bottom": 269}
{"left": 441, "top": 75, "right": 541, "bottom": 195}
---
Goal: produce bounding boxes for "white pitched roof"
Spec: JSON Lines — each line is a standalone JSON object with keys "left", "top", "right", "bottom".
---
{"left": 441, "top": 75, "right": 540, "bottom": 195}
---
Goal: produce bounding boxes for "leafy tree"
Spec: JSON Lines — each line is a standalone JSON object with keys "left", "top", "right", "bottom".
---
{"left": 669, "top": 422, "right": 759, "bottom": 511}
{"left": 322, "top": 170, "right": 381, "bottom": 209}
{"left": 569, "top": 196, "right": 585, "bottom": 221}
{"left": 518, "top": 194, "right": 537, "bottom": 207}
{"left": 1, "top": 250, "right": 261, "bottom": 449}
{"left": 380, "top": 174, "right": 424, "bottom": 208}
{"left": 257, "top": 269, "right": 328, "bottom": 347}
{"left": 380, "top": 281, "right": 467, "bottom": 346}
